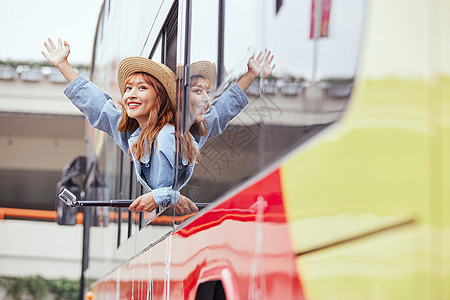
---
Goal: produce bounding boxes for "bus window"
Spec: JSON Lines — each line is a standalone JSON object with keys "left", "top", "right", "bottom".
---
{"left": 170, "top": 0, "right": 221, "bottom": 221}
{"left": 185, "top": 0, "right": 219, "bottom": 129}
{"left": 150, "top": 36, "right": 163, "bottom": 64}
{"left": 178, "top": 0, "right": 365, "bottom": 206}
{"left": 190, "top": 0, "right": 219, "bottom": 69}
{"left": 165, "top": 13, "right": 178, "bottom": 72}
{"left": 312, "top": 0, "right": 365, "bottom": 114}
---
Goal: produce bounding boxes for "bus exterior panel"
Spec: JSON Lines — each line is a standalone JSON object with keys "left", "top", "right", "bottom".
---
{"left": 84, "top": 0, "right": 450, "bottom": 299}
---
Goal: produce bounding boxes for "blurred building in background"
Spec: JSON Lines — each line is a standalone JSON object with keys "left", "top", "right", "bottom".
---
{"left": 0, "top": 63, "right": 87, "bottom": 279}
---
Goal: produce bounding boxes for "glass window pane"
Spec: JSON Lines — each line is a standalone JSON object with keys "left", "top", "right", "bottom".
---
{"left": 190, "top": 0, "right": 219, "bottom": 66}
{"left": 173, "top": 0, "right": 220, "bottom": 220}
{"left": 180, "top": 0, "right": 365, "bottom": 206}
{"left": 150, "top": 37, "right": 162, "bottom": 63}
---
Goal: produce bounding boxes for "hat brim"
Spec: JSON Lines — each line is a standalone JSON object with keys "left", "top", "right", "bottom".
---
{"left": 117, "top": 57, "right": 176, "bottom": 109}
{"left": 176, "top": 61, "right": 217, "bottom": 88}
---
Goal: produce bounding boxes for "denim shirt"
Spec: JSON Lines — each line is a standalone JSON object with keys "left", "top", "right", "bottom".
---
{"left": 64, "top": 74, "right": 248, "bottom": 207}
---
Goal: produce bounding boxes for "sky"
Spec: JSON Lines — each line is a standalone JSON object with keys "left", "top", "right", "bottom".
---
{"left": 0, "top": 0, "right": 103, "bottom": 65}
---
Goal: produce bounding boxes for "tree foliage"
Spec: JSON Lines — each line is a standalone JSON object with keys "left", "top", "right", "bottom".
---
{"left": 0, "top": 276, "right": 80, "bottom": 300}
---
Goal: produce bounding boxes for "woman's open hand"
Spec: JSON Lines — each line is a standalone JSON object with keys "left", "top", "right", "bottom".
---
{"left": 41, "top": 38, "right": 70, "bottom": 67}
{"left": 262, "top": 50, "right": 275, "bottom": 79}
{"left": 247, "top": 51, "right": 275, "bottom": 79}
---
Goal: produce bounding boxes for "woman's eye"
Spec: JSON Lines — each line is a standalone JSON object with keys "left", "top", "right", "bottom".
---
{"left": 125, "top": 86, "right": 131, "bottom": 91}
{"left": 139, "top": 85, "right": 147, "bottom": 90}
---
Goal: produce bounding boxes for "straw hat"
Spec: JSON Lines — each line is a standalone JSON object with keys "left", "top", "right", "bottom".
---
{"left": 117, "top": 57, "right": 176, "bottom": 109}
{"left": 177, "top": 61, "right": 217, "bottom": 88}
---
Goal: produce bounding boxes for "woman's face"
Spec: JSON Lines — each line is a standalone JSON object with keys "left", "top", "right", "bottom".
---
{"left": 189, "top": 77, "right": 211, "bottom": 123}
{"left": 123, "top": 73, "right": 157, "bottom": 127}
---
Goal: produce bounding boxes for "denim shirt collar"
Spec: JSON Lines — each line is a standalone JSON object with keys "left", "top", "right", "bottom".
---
{"left": 128, "top": 126, "right": 193, "bottom": 190}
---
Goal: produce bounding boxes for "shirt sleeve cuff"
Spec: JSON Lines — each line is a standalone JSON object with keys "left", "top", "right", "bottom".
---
{"left": 63, "top": 74, "right": 89, "bottom": 99}
{"left": 229, "top": 83, "right": 249, "bottom": 107}
{"left": 152, "top": 187, "right": 180, "bottom": 207}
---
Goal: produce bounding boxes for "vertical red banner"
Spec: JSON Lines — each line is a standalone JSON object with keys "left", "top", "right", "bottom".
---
{"left": 310, "top": 0, "right": 332, "bottom": 39}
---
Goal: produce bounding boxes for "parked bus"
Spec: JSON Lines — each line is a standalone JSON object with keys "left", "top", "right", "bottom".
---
{"left": 77, "top": 0, "right": 450, "bottom": 298}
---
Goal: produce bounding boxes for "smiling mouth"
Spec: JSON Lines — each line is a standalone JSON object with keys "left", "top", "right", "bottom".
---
{"left": 196, "top": 104, "right": 209, "bottom": 114}
{"left": 128, "top": 102, "right": 141, "bottom": 109}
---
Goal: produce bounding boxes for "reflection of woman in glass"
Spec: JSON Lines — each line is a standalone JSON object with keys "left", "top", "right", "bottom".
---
{"left": 42, "top": 38, "right": 197, "bottom": 213}
{"left": 186, "top": 52, "right": 275, "bottom": 130}
{"left": 173, "top": 52, "right": 275, "bottom": 192}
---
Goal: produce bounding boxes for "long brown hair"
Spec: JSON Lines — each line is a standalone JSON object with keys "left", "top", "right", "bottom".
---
{"left": 177, "top": 119, "right": 206, "bottom": 164}
{"left": 174, "top": 76, "right": 209, "bottom": 164}
{"left": 118, "top": 72, "right": 199, "bottom": 164}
